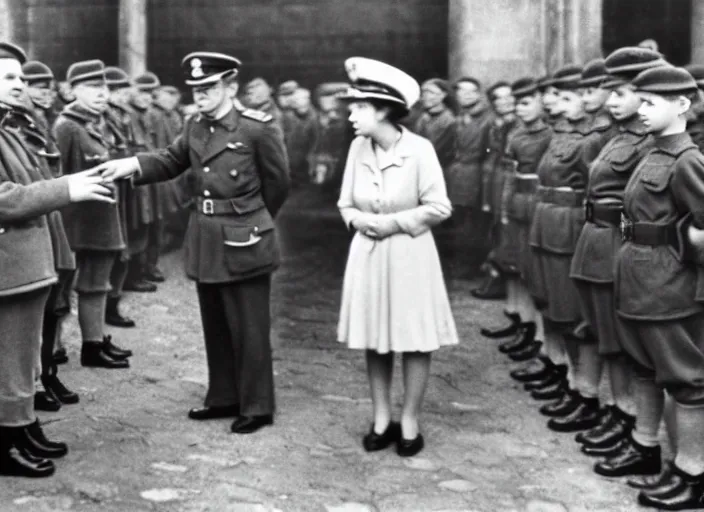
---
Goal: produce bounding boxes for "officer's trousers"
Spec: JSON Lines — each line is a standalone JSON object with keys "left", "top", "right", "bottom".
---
{"left": 0, "top": 286, "right": 50, "bottom": 426}
{"left": 196, "top": 274, "right": 275, "bottom": 416}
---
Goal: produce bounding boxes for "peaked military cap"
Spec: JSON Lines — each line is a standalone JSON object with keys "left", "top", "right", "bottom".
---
{"left": 133, "top": 71, "right": 161, "bottom": 91}
{"left": 553, "top": 64, "right": 583, "bottom": 90}
{"left": 537, "top": 75, "right": 556, "bottom": 91}
{"left": 67, "top": 59, "right": 106, "bottom": 85}
{"left": 181, "top": 51, "right": 241, "bottom": 86}
{"left": 602, "top": 46, "right": 668, "bottom": 89}
{"left": 579, "top": 58, "right": 609, "bottom": 87}
{"left": 511, "top": 77, "right": 538, "bottom": 98}
{"left": 104, "top": 66, "right": 130, "bottom": 89}
{"left": 685, "top": 64, "right": 704, "bottom": 88}
{"left": 277, "top": 80, "right": 299, "bottom": 96}
{"left": 339, "top": 57, "right": 420, "bottom": 109}
{"left": 0, "top": 42, "right": 26, "bottom": 64}
{"left": 632, "top": 66, "right": 698, "bottom": 95}
{"left": 22, "top": 61, "right": 53, "bottom": 84}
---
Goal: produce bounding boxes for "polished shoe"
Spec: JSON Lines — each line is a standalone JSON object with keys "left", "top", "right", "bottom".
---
{"left": 576, "top": 407, "right": 615, "bottom": 444}
{"left": 362, "top": 422, "right": 401, "bottom": 452}
{"left": 511, "top": 356, "right": 553, "bottom": 383}
{"left": 397, "top": 434, "right": 425, "bottom": 457}
{"left": 0, "top": 428, "right": 55, "bottom": 478}
{"left": 42, "top": 374, "right": 79, "bottom": 405}
{"left": 547, "top": 397, "right": 601, "bottom": 432}
{"left": 52, "top": 348, "right": 69, "bottom": 366}
{"left": 34, "top": 390, "right": 61, "bottom": 412}
{"left": 628, "top": 460, "right": 674, "bottom": 489}
{"left": 480, "top": 312, "right": 521, "bottom": 338}
{"left": 577, "top": 407, "right": 634, "bottom": 448}
{"left": 582, "top": 437, "right": 629, "bottom": 457}
{"left": 80, "top": 342, "right": 130, "bottom": 369}
{"left": 105, "top": 296, "right": 136, "bottom": 328}
{"left": 499, "top": 324, "right": 536, "bottom": 354}
{"left": 508, "top": 341, "right": 541, "bottom": 362}
{"left": 230, "top": 415, "right": 273, "bottom": 434}
{"left": 188, "top": 405, "right": 240, "bottom": 420}
{"left": 531, "top": 379, "right": 565, "bottom": 401}
{"left": 144, "top": 267, "right": 165, "bottom": 283}
{"left": 20, "top": 420, "right": 68, "bottom": 459}
{"left": 594, "top": 436, "right": 661, "bottom": 478}
{"left": 638, "top": 464, "right": 704, "bottom": 510}
{"left": 123, "top": 278, "right": 157, "bottom": 293}
{"left": 540, "top": 389, "right": 581, "bottom": 417}
{"left": 102, "top": 335, "right": 132, "bottom": 360}
{"left": 525, "top": 365, "right": 567, "bottom": 391}
{"left": 470, "top": 270, "right": 506, "bottom": 300}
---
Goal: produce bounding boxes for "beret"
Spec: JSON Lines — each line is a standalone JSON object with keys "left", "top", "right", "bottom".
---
{"left": 0, "top": 42, "right": 26, "bottom": 64}
{"left": 511, "top": 77, "right": 538, "bottom": 98}
{"left": 579, "top": 58, "right": 609, "bottom": 87}
{"left": 22, "top": 61, "right": 53, "bottom": 83}
{"left": 277, "top": 80, "right": 299, "bottom": 96}
{"left": 632, "top": 66, "right": 698, "bottom": 95}
{"left": 104, "top": 66, "right": 130, "bottom": 89}
{"left": 537, "top": 75, "right": 556, "bottom": 91}
{"left": 553, "top": 64, "right": 583, "bottom": 90}
{"left": 67, "top": 59, "right": 106, "bottom": 85}
{"left": 603, "top": 47, "right": 668, "bottom": 83}
{"left": 338, "top": 57, "right": 420, "bottom": 109}
{"left": 133, "top": 71, "right": 160, "bottom": 91}
{"left": 685, "top": 64, "right": 704, "bottom": 87}
{"left": 422, "top": 78, "right": 451, "bottom": 95}
{"left": 181, "top": 51, "right": 241, "bottom": 86}
{"left": 316, "top": 82, "right": 348, "bottom": 97}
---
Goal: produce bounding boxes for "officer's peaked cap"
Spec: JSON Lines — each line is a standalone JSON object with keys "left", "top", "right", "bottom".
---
{"left": 104, "top": 66, "right": 130, "bottom": 89}
{"left": 22, "top": 61, "right": 53, "bottom": 83}
{"left": 632, "top": 66, "right": 698, "bottom": 95}
{"left": 181, "top": 52, "right": 241, "bottom": 86}
{"left": 339, "top": 57, "right": 420, "bottom": 110}
{"left": 579, "top": 58, "right": 609, "bottom": 87}
{"left": 133, "top": 71, "right": 161, "bottom": 91}
{"left": 67, "top": 60, "right": 106, "bottom": 86}
{"left": 511, "top": 77, "right": 538, "bottom": 98}
{"left": 553, "top": 64, "right": 583, "bottom": 90}
{"left": 0, "top": 42, "right": 26, "bottom": 64}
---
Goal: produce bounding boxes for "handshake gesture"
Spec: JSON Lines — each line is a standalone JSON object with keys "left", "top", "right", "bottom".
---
{"left": 66, "top": 157, "right": 140, "bottom": 205}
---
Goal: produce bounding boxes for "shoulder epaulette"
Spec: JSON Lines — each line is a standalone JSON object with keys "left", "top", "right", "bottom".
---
{"left": 240, "top": 108, "right": 273, "bottom": 123}
{"left": 589, "top": 115, "right": 612, "bottom": 133}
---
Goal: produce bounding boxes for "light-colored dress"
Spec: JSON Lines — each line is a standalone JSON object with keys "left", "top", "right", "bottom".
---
{"left": 337, "top": 127, "right": 459, "bottom": 353}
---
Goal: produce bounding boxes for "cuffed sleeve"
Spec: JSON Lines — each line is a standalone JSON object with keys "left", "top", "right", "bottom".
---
{"left": 0, "top": 175, "right": 71, "bottom": 223}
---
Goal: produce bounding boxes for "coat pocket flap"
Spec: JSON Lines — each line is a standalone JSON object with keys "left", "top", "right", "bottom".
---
{"left": 640, "top": 164, "right": 672, "bottom": 192}
{"left": 607, "top": 145, "right": 638, "bottom": 171}
{"left": 222, "top": 218, "right": 274, "bottom": 247}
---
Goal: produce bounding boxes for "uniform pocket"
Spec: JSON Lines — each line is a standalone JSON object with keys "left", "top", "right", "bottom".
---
{"left": 608, "top": 145, "right": 638, "bottom": 173}
{"left": 640, "top": 164, "right": 672, "bottom": 193}
{"left": 222, "top": 216, "right": 277, "bottom": 275}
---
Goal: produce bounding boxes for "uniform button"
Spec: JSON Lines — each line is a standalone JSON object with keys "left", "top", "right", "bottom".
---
{"left": 229, "top": 169, "right": 238, "bottom": 178}
{"left": 203, "top": 166, "right": 210, "bottom": 173}
{"left": 203, "top": 190, "right": 211, "bottom": 197}
{"left": 209, "top": 126, "right": 215, "bottom": 133}
{"left": 0, "top": 227, "right": 4, "bottom": 234}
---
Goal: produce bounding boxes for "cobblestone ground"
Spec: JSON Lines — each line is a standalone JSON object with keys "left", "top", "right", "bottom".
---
{"left": 1, "top": 187, "right": 659, "bottom": 512}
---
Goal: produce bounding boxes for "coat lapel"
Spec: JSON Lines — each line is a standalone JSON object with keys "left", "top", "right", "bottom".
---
{"left": 201, "top": 108, "right": 241, "bottom": 164}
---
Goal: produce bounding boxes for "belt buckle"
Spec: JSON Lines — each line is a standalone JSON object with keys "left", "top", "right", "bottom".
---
{"left": 202, "top": 198, "right": 214, "bottom": 215}
{"left": 620, "top": 214, "right": 633, "bottom": 242}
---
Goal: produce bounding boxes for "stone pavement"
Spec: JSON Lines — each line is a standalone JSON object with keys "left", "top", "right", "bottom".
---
{"left": 1, "top": 188, "right": 658, "bottom": 511}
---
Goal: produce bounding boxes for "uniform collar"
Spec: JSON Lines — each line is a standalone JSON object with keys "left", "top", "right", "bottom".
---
{"left": 620, "top": 116, "right": 649, "bottom": 136}
{"left": 653, "top": 132, "right": 695, "bottom": 155}
{"left": 62, "top": 102, "right": 101, "bottom": 124}
{"left": 200, "top": 104, "right": 238, "bottom": 132}
{"left": 524, "top": 118, "right": 548, "bottom": 134}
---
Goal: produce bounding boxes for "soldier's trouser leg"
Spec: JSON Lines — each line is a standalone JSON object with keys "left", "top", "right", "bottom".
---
{"left": 673, "top": 401, "right": 704, "bottom": 475}
{"left": 145, "top": 220, "right": 163, "bottom": 271}
{"left": 108, "top": 255, "right": 128, "bottom": 300}
{"left": 630, "top": 369, "right": 664, "bottom": 448}
{"left": 505, "top": 279, "right": 518, "bottom": 316}
{"left": 0, "top": 287, "right": 49, "bottom": 427}
{"left": 75, "top": 251, "right": 116, "bottom": 341}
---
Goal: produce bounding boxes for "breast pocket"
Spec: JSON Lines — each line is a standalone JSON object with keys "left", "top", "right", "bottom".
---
{"left": 639, "top": 164, "right": 672, "bottom": 193}
{"left": 607, "top": 145, "right": 639, "bottom": 173}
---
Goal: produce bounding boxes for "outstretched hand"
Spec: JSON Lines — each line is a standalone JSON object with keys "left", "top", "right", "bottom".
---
{"left": 91, "top": 156, "right": 140, "bottom": 182}
{"left": 67, "top": 167, "right": 116, "bottom": 204}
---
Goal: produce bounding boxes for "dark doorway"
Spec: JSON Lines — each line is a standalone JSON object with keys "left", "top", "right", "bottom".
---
{"left": 602, "top": 0, "right": 691, "bottom": 65}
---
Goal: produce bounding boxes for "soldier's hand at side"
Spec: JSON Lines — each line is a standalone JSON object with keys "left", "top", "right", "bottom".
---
{"left": 67, "top": 168, "right": 116, "bottom": 204}
{"left": 93, "top": 156, "right": 140, "bottom": 182}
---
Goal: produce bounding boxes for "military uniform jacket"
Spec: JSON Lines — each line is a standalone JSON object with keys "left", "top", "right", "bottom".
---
{"left": 615, "top": 132, "right": 704, "bottom": 321}
{"left": 481, "top": 116, "right": 519, "bottom": 215}
{"left": 445, "top": 102, "right": 492, "bottom": 207}
{"left": 0, "top": 108, "right": 73, "bottom": 296}
{"left": 284, "top": 108, "right": 319, "bottom": 177}
{"left": 580, "top": 111, "right": 617, "bottom": 167}
{"left": 134, "top": 103, "right": 290, "bottom": 284}
{"left": 529, "top": 117, "right": 590, "bottom": 255}
{"left": 54, "top": 103, "right": 127, "bottom": 252}
{"left": 570, "top": 118, "right": 652, "bottom": 283}
{"left": 414, "top": 107, "right": 456, "bottom": 171}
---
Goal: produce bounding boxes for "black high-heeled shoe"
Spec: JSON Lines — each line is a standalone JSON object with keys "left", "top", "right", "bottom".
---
{"left": 362, "top": 422, "right": 400, "bottom": 452}
{"left": 397, "top": 434, "right": 425, "bottom": 457}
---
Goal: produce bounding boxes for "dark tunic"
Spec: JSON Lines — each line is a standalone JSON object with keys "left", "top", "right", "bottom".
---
{"left": 284, "top": 108, "right": 318, "bottom": 185}
{"left": 481, "top": 115, "right": 519, "bottom": 217}
{"left": 414, "top": 107, "right": 456, "bottom": 171}
{"left": 129, "top": 103, "right": 164, "bottom": 225}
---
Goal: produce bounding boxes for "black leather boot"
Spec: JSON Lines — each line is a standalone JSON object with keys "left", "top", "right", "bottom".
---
{"left": 102, "top": 335, "right": 132, "bottom": 360}
{"left": 143, "top": 266, "right": 165, "bottom": 283}
{"left": 81, "top": 341, "right": 129, "bottom": 369}
{"left": 480, "top": 312, "right": 521, "bottom": 338}
{"left": 525, "top": 364, "right": 567, "bottom": 391}
{"left": 638, "top": 464, "right": 704, "bottom": 510}
{"left": 18, "top": 420, "right": 68, "bottom": 459}
{"left": 511, "top": 356, "right": 553, "bottom": 383}
{"left": 582, "top": 437, "right": 629, "bottom": 457}
{"left": 499, "top": 323, "right": 536, "bottom": 354}
{"left": 34, "top": 389, "right": 61, "bottom": 412}
{"left": 576, "top": 406, "right": 615, "bottom": 444}
{"left": 471, "top": 267, "right": 506, "bottom": 300}
{"left": 509, "top": 340, "right": 542, "bottom": 362}
{"left": 540, "top": 389, "right": 581, "bottom": 417}
{"left": 0, "top": 427, "right": 54, "bottom": 478}
{"left": 628, "top": 460, "right": 676, "bottom": 491}
{"left": 42, "top": 372, "right": 79, "bottom": 405}
{"left": 577, "top": 406, "right": 634, "bottom": 448}
{"left": 105, "top": 296, "right": 136, "bottom": 328}
{"left": 531, "top": 377, "right": 566, "bottom": 401}
{"left": 548, "top": 396, "right": 601, "bottom": 432}
{"left": 52, "top": 348, "right": 68, "bottom": 365}
{"left": 594, "top": 435, "right": 661, "bottom": 478}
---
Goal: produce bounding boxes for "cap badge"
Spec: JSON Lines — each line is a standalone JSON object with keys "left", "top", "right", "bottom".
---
{"left": 346, "top": 60, "right": 358, "bottom": 82}
{"left": 191, "top": 58, "right": 203, "bottom": 78}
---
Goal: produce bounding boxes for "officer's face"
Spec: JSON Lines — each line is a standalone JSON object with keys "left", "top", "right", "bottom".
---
{"left": 606, "top": 85, "right": 642, "bottom": 121}
{"left": 132, "top": 89, "right": 153, "bottom": 110}
{"left": 637, "top": 92, "right": 689, "bottom": 134}
{"left": 541, "top": 86, "right": 560, "bottom": 116}
{"left": 192, "top": 81, "right": 228, "bottom": 115}
{"left": 0, "top": 58, "right": 26, "bottom": 108}
{"left": 455, "top": 81, "right": 481, "bottom": 108}
{"left": 27, "top": 80, "right": 54, "bottom": 110}
{"left": 515, "top": 93, "right": 543, "bottom": 124}
{"left": 421, "top": 83, "right": 446, "bottom": 110}
{"left": 490, "top": 86, "right": 515, "bottom": 116}
{"left": 73, "top": 80, "right": 109, "bottom": 113}
{"left": 347, "top": 101, "right": 386, "bottom": 137}
{"left": 557, "top": 89, "right": 585, "bottom": 121}
{"left": 581, "top": 86, "right": 610, "bottom": 113}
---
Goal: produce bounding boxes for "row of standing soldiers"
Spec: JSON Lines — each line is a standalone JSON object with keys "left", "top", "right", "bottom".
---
{"left": 417, "top": 46, "right": 704, "bottom": 510}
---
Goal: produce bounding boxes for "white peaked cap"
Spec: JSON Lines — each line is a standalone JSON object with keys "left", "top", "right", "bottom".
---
{"left": 339, "top": 57, "right": 420, "bottom": 109}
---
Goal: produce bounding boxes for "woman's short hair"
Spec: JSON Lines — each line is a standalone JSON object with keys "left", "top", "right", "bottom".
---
{"left": 368, "top": 98, "right": 409, "bottom": 124}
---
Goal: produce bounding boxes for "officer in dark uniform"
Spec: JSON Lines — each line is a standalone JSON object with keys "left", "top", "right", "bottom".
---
{"left": 97, "top": 52, "right": 290, "bottom": 434}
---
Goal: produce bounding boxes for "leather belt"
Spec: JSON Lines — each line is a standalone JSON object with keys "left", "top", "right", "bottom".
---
{"left": 514, "top": 174, "right": 539, "bottom": 194}
{"left": 195, "top": 197, "right": 238, "bottom": 216}
{"left": 537, "top": 186, "right": 585, "bottom": 207}
{"left": 619, "top": 214, "right": 678, "bottom": 246}
{"left": 585, "top": 201, "right": 622, "bottom": 227}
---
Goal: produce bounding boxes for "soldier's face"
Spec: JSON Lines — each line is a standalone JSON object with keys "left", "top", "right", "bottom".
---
{"left": 246, "top": 83, "right": 270, "bottom": 107}
{"left": 27, "top": 80, "right": 54, "bottom": 110}
{"left": 541, "top": 86, "right": 560, "bottom": 116}
{"left": 192, "top": 81, "right": 228, "bottom": 115}
{"left": 581, "top": 86, "right": 610, "bottom": 113}
{"left": 0, "top": 58, "right": 26, "bottom": 108}
{"left": 132, "top": 89, "right": 153, "bottom": 110}
{"left": 347, "top": 101, "right": 385, "bottom": 137}
{"left": 421, "top": 83, "right": 446, "bottom": 110}
{"left": 557, "top": 89, "right": 585, "bottom": 121}
{"left": 637, "top": 91, "right": 689, "bottom": 134}
{"left": 110, "top": 86, "right": 132, "bottom": 105}
{"left": 277, "top": 93, "right": 292, "bottom": 109}
{"left": 490, "top": 86, "right": 515, "bottom": 116}
{"left": 291, "top": 90, "right": 311, "bottom": 111}
{"left": 73, "top": 80, "right": 109, "bottom": 113}
{"left": 606, "top": 85, "right": 641, "bottom": 121}
{"left": 455, "top": 81, "right": 481, "bottom": 108}
{"left": 515, "top": 93, "right": 543, "bottom": 124}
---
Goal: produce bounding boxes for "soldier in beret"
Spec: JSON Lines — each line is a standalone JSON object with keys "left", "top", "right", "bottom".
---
{"left": 244, "top": 77, "right": 284, "bottom": 129}
{"left": 415, "top": 78, "right": 456, "bottom": 171}
{"left": 311, "top": 82, "right": 348, "bottom": 187}
{"left": 97, "top": 51, "right": 290, "bottom": 434}
{"left": 54, "top": 59, "right": 133, "bottom": 369}
{"left": 0, "top": 42, "right": 116, "bottom": 478}
{"left": 275, "top": 80, "right": 298, "bottom": 111}
{"left": 284, "top": 87, "right": 318, "bottom": 187}
{"left": 537, "top": 75, "right": 562, "bottom": 126}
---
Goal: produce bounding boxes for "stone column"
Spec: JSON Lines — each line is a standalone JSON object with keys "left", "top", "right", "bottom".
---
{"left": 564, "top": 0, "right": 603, "bottom": 64}
{"left": 0, "top": 0, "right": 13, "bottom": 43}
{"left": 119, "top": 0, "right": 147, "bottom": 76}
{"left": 692, "top": 0, "right": 704, "bottom": 64}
